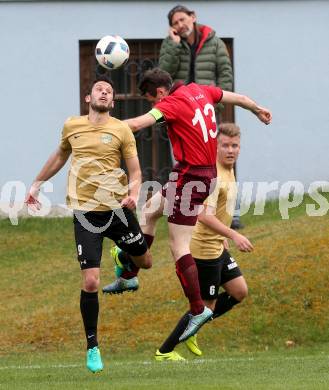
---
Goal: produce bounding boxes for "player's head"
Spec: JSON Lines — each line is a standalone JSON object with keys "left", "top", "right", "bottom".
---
{"left": 217, "top": 123, "right": 241, "bottom": 168}
{"left": 85, "top": 76, "right": 115, "bottom": 113}
{"left": 139, "top": 68, "right": 173, "bottom": 104}
{"left": 167, "top": 5, "right": 196, "bottom": 38}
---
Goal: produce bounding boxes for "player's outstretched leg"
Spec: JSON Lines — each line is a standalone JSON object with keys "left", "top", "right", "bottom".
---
{"left": 86, "top": 346, "right": 103, "bottom": 373}
{"left": 80, "top": 287, "right": 103, "bottom": 373}
{"left": 178, "top": 306, "right": 213, "bottom": 342}
{"left": 155, "top": 311, "right": 191, "bottom": 361}
{"left": 173, "top": 251, "right": 213, "bottom": 341}
{"left": 184, "top": 291, "right": 244, "bottom": 354}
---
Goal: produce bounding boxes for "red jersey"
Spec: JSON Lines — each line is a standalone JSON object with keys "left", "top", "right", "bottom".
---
{"left": 155, "top": 83, "right": 223, "bottom": 166}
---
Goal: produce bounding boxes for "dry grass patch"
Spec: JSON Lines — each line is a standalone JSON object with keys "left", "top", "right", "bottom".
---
{"left": 1, "top": 202, "right": 328, "bottom": 355}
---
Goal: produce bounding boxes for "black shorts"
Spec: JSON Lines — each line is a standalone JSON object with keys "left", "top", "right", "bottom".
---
{"left": 195, "top": 249, "right": 243, "bottom": 300}
{"left": 73, "top": 208, "right": 148, "bottom": 270}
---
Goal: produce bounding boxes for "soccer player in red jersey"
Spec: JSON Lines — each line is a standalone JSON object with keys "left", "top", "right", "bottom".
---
{"left": 103, "top": 68, "right": 271, "bottom": 340}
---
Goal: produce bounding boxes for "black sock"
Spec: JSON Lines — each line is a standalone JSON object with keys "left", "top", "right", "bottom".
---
{"left": 213, "top": 292, "right": 240, "bottom": 319}
{"left": 118, "top": 250, "right": 134, "bottom": 270}
{"left": 80, "top": 290, "right": 99, "bottom": 350}
{"left": 159, "top": 312, "right": 190, "bottom": 354}
{"left": 118, "top": 250, "right": 139, "bottom": 276}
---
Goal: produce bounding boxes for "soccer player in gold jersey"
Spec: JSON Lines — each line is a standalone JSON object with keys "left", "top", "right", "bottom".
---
{"left": 155, "top": 123, "right": 253, "bottom": 361}
{"left": 25, "top": 76, "right": 152, "bottom": 372}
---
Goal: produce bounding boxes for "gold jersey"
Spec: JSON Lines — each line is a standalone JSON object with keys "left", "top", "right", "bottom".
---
{"left": 190, "top": 162, "right": 237, "bottom": 259}
{"left": 60, "top": 115, "right": 137, "bottom": 211}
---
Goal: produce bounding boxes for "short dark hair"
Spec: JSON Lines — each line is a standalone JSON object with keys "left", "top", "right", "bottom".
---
{"left": 167, "top": 4, "right": 195, "bottom": 26}
{"left": 138, "top": 68, "right": 173, "bottom": 97}
{"left": 87, "top": 76, "right": 116, "bottom": 98}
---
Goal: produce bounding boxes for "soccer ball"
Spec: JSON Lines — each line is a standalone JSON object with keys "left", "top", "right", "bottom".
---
{"left": 95, "top": 35, "right": 130, "bottom": 70}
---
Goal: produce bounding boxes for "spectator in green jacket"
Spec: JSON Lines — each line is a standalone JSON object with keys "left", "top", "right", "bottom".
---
{"left": 159, "top": 5, "right": 244, "bottom": 229}
{"left": 159, "top": 4, "right": 233, "bottom": 91}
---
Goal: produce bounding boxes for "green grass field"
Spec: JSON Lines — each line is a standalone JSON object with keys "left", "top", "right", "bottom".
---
{"left": 1, "top": 194, "right": 329, "bottom": 389}
{"left": 2, "top": 347, "right": 329, "bottom": 389}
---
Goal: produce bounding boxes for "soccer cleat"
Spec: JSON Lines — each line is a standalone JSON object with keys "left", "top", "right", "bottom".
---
{"left": 102, "top": 276, "right": 139, "bottom": 294}
{"left": 86, "top": 346, "right": 103, "bottom": 373}
{"left": 154, "top": 349, "right": 185, "bottom": 361}
{"left": 110, "top": 246, "right": 124, "bottom": 278}
{"left": 185, "top": 334, "right": 202, "bottom": 356}
{"left": 179, "top": 306, "right": 213, "bottom": 342}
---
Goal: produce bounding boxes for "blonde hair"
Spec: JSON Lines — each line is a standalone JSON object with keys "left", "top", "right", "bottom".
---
{"left": 218, "top": 123, "right": 241, "bottom": 138}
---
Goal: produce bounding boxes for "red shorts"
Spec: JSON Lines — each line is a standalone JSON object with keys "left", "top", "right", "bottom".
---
{"left": 161, "top": 162, "right": 217, "bottom": 226}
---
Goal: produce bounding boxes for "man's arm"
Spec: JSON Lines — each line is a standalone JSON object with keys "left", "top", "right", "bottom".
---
{"left": 198, "top": 205, "right": 254, "bottom": 252}
{"left": 121, "top": 155, "right": 142, "bottom": 210}
{"left": 221, "top": 91, "right": 272, "bottom": 125}
{"left": 26, "top": 147, "right": 71, "bottom": 206}
{"left": 124, "top": 113, "right": 156, "bottom": 133}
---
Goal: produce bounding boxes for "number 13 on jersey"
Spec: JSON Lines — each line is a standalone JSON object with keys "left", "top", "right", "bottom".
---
{"left": 192, "top": 103, "right": 218, "bottom": 143}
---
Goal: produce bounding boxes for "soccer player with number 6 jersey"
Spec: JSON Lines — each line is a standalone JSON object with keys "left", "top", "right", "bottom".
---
{"left": 156, "top": 123, "right": 251, "bottom": 360}
{"left": 103, "top": 68, "right": 272, "bottom": 342}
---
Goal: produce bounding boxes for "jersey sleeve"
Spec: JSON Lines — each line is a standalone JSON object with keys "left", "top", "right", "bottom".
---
{"left": 154, "top": 97, "right": 178, "bottom": 122}
{"left": 148, "top": 108, "right": 164, "bottom": 122}
{"left": 121, "top": 125, "right": 138, "bottom": 159}
{"left": 202, "top": 85, "right": 223, "bottom": 104}
{"left": 59, "top": 122, "right": 72, "bottom": 152}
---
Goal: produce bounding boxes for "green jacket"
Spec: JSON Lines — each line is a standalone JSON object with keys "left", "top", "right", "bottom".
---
{"left": 159, "top": 24, "right": 233, "bottom": 91}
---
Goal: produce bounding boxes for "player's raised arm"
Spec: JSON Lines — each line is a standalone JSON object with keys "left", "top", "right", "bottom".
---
{"left": 221, "top": 91, "right": 272, "bottom": 125}
{"left": 124, "top": 112, "right": 156, "bottom": 133}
